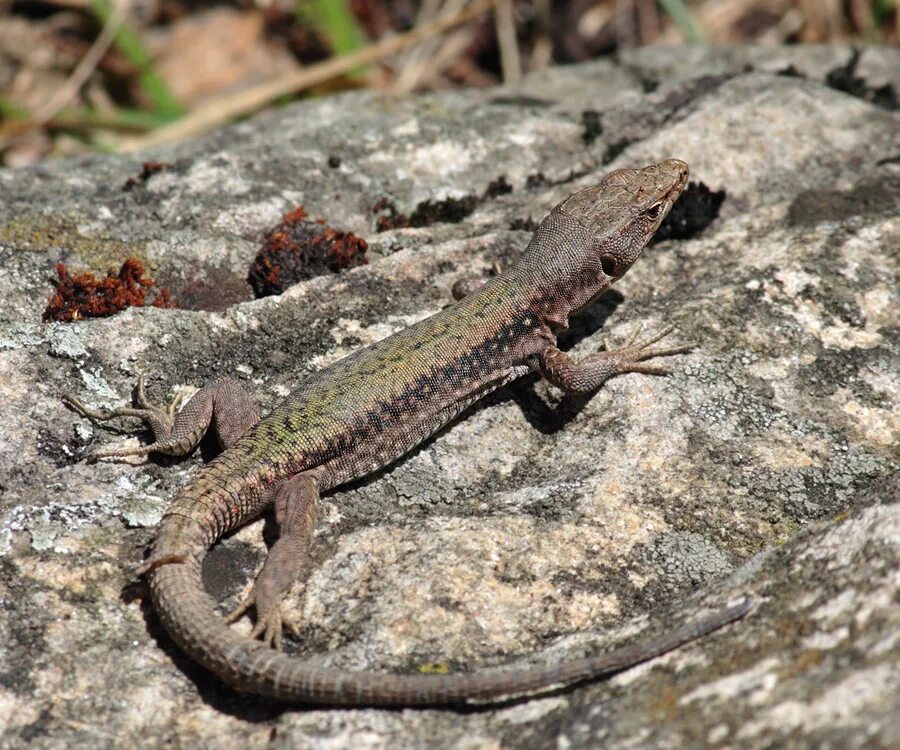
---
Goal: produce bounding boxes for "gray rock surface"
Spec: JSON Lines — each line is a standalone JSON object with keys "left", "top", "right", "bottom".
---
{"left": 0, "top": 45, "right": 897, "bottom": 749}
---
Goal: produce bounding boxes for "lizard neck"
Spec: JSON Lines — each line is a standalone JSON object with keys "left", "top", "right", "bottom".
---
{"left": 506, "top": 208, "right": 613, "bottom": 335}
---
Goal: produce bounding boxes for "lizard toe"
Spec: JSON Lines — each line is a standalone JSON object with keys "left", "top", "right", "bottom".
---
{"left": 249, "top": 609, "right": 287, "bottom": 650}
{"left": 224, "top": 593, "right": 256, "bottom": 625}
{"left": 227, "top": 588, "right": 296, "bottom": 651}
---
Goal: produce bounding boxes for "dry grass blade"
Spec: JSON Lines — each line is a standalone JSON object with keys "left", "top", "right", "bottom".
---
{"left": 391, "top": 0, "right": 465, "bottom": 95}
{"left": 495, "top": 0, "right": 522, "bottom": 84}
{"left": 120, "top": 0, "right": 500, "bottom": 152}
{"left": 32, "top": 0, "right": 125, "bottom": 126}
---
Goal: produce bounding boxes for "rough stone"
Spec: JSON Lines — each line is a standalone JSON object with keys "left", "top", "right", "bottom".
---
{"left": 0, "top": 45, "right": 897, "bottom": 749}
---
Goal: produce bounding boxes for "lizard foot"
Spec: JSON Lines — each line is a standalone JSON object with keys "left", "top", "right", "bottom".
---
{"left": 64, "top": 375, "right": 184, "bottom": 461}
{"left": 601, "top": 324, "right": 697, "bottom": 376}
{"left": 225, "top": 591, "right": 300, "bottom": 651}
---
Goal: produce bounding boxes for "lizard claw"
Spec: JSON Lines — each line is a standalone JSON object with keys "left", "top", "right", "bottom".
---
{"left": 134, "top": 373, "right": 184, "bottom": 418}
{"left": 606, "top": 324, "right": 697, "bottom": 376}
{"left": 249, "top": 610, "right": 301, "bottom": 651}
{"left": 225, "top": 591, "right": 299, "bottom": 651}
{"left": 224, "top": 594, "right": 255, "bottom": 625}
{"left": 63, "top": 375, "right": 185, "bottom": 461}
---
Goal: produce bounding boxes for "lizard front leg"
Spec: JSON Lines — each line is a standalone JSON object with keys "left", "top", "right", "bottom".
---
{"left": 539, "top": 325, "right": 696, "bottom": 393}
{"left": 65, "top": 376, "right": 260, "bottom": 460}
{"left": 225, "top": 472, "right": 320, "bottom": 649}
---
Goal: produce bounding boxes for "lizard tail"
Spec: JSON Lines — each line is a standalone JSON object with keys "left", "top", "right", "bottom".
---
{"left": 148, "top": 506, "right": 751, "bottom": 705}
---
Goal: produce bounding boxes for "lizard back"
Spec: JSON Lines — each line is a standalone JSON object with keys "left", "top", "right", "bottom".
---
{"left": 241, "top": 269, "right": 553, "bottom": 490}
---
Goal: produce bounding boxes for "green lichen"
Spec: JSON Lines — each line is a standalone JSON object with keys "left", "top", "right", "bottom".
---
{"left": 0, "top": 213, "right": 148, "bottom": 270}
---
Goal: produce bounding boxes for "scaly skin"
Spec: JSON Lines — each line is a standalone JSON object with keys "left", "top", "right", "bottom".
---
{"left": 68, "top": 160, "right": 751, "bottom": 706}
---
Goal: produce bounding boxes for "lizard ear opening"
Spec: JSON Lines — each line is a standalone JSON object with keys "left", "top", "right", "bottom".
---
{"left": 599, "top": 256, "right": 618, "bottom": 277}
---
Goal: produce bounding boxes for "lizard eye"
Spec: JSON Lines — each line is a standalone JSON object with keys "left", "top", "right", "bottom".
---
{"left": 600, "top": 256, "right": 617, "bottom": 276}
{"left": 645, "top": 203, "right": 662, "bottom": 219}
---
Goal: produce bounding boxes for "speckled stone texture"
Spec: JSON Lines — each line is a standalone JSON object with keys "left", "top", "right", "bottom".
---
{"left": 0, "top": 45, "right": 897, "bottom": 749}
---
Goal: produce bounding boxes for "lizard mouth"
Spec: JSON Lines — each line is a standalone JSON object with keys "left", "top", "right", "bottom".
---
{"left": 667, "top": 159, "right": 690, "bottom": 196}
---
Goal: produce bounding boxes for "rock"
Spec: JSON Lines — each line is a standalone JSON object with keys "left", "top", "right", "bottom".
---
{"left": 0, "top": 45, "right": 897, "bottom": 749}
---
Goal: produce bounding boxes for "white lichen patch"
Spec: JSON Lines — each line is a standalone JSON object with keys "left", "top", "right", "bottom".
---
{"left": 801, "top": 627, "right": 849, "bottom": 651}
{"left": 505, "top": 117, "right": 581, "bottom": 159}
{"left": 45, "top": 323, "right": 89, "bottom": 360}
{"left": 184, "top": 155, "right": 252, "bottom": 195}
{"left": 736, "top": 663, "right": 898, "bottom": 740}
{"left": 75, "top": 366, "right": 122, "bottom": 403}
{"left": 391, "top": 118, "right": 420, "bottom": 138}
{"left": 773, "top": 268, "right": 822, "bottom": 297}
{"left": 811, "top": 589, "right": 860, "bottom": 624}
{"left": 213, "top": 196, "right": 285, "bottom": 234}
{"left": 859, "top": 285, "right": 896, "bottom": 329}
{"left": 679, "top": 657, "right": 781, "bottom": 706}
{"left": 2, "top": 466, "right": 171, "bottom": 555}
{"left": 408, "top": 141, "right": 475, "bottom": 177}
{"left": 839, "top": 221, "right": 898, "bottom": 284}
{"left": 0, "top": 689, "right": 41, "bottom": 736}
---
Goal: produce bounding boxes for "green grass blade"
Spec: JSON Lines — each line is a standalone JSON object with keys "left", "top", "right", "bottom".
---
{"left": 0, "top": 95, "right": 30, "bottom": 121}
{"left": 89, "top": 0, "right": 184, "bottom": 120}
{"left": 656, "top": 0, "right": 705, "bottom": 43}
{"left": 51, "top": 106, "right": 171, "bottom": 131}
{"left": 296, "top": 0, "right": 367, "bottom": 76}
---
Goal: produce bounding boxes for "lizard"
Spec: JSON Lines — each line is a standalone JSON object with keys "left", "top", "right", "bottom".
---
{"left": 65, "top": 159, "right": 751, "bottom": 706}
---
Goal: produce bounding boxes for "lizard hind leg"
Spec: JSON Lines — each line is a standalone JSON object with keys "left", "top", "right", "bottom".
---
{"left": 224, "top": 472, "right": 320, "bottom": 650}
{"left": 65, "top": 375, "right": 260, "bottom": 461}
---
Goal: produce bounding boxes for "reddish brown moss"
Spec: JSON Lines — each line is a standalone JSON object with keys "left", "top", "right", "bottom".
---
{"left": 247, "top": 207, "right": 368, "bottom": 298}
{"left": 372, "top": 197, "right": 411, "bottom": 232}
{"left": 44, "top": 258, "right": 176, "bottom": 322}
{"left": 122, "top": 161, "right": 169, "bottom": 191}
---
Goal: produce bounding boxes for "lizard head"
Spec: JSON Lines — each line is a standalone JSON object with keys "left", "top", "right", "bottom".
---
{"left": 556, "top": 158, "right": 689, "bottom": 284}
{"left": 518, "top": 159, "right": 689, "bottom": 321}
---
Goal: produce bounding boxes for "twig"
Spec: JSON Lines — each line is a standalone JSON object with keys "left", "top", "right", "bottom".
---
{"left": 494, "top": 0, "right": 521, "bottom": 85}
{"left": 528, "top": 0, "right": 553, "bottom": 71}
{"left": 391, "top": 0, "right": 465, "bottom": 95}
{"left": 636, "top": 0, "right": 661, "bottom": 44}
{"left": 393, "top": 25, "right": 476, "bottom": 95}
{"left": 120, "top": 0, "right": 500, "bottom": 152}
